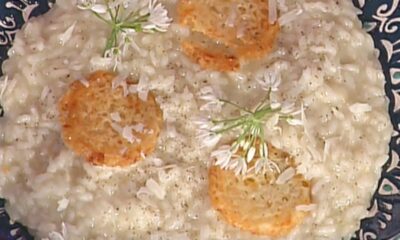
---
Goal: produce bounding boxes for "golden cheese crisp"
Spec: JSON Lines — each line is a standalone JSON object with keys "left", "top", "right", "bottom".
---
{"left": 181, "top": 40, "right": 240, "bottom": 72}
{"left": 178, "top": 0, "right": 280, "bottom": 71}
{"left": 58, "top": 71, "right": 163, "bottom": 167}
{"left": 208, "top": 146, "right": 312, "bottom": 237}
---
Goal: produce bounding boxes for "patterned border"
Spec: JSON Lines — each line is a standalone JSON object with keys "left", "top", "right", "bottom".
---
{"left": 351, "top": 1, "right": 400, "bottom": 240}
{"left": 0, "top": 0, "right": 400, "bottom": 239}
{"left": 0, "top": 1, "right": 52, "bottom": 239}
{"left": 0, "top": 0, "right": 52, "bottom": 74}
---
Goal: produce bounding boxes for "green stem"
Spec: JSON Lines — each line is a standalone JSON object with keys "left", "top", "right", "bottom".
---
{"left": 212, "top": 115, "right": 247, "bottom": 124}
{"left": 123, "top": 10, "right": 139, "bottom": 22}
{"left": 115, "top": 5, "right": 121, "bottom": 20}
{"left": 104, "top": 27, "right": 119, "bottom": 55}
{"left": 259, "top": 125, "right": 265, "bottom": 140}
{"left": 279, "top": 115, "right": 293, "bottom": 120}
{"left": 214, "top": 119, "right": 247, "bottom": 134}
{"left": 219, "top": 99, "right": 252, "bottom": 113}
{"left": 234, "top": 124, "right": 253, "bottom": 147}
{"left": 92, "top": 11, "right": 111, "bottom": 24}
{"left": 126, "top": 13, "right": 150, "bottom": 24}
{"left": 106, "top": 3, "right": 115, "bottom": 22}
{"left": 113, "top": 27, "right": 118, "bottom": 47}
{"left": 255, "top": 91, "right": 271, "bottom": 111}
{"left": 253, "top": 107, "right": 273, "bottom": 119}
{"left": 120, "top": 23, "right": 142, "bottom": 30}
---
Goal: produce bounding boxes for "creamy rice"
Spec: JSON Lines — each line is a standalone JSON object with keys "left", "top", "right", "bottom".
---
{"left": 0, "top": 0, "right": 392, "bottom": 239}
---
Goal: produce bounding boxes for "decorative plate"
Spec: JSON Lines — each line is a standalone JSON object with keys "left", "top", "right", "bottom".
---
{"left": 0, "top": 0, "right": 399, "bottom": 239}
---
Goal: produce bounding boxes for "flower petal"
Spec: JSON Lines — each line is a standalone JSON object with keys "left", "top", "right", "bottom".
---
{"left": 91, "top": 4, "right": 108, "bottom": 14}
{"left": 287, "top": 118, "right": 303, "bottom": 126}
{"left": 246, "top": 147, "right": 256, "bottom": 163}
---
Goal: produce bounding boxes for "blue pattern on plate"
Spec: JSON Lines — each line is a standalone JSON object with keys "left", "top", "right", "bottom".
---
{"left": 0, "top": 0, "right": 399, "bottom": 239}
{"left": 351, "top": 1, "right": 400, "bottom": 240}
{"left": 0, "top": 0, "right": 53, "bottom": 75}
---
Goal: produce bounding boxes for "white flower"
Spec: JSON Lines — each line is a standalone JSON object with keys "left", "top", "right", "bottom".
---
{"left": 193, "top": 117, "right": 212, "bottom": 129}
{"left": 142, "top": 0, "right": 172, "bottom": 32}
{"left": 287, "top": 118, "right": 303, "bottom": 126}
{"left": 104, "top": 47, "right": 122, "bottom": 71}
{"left": 281, "top": 102, "right": 303, "bottom": 126}
{"left": 251, "top": 157, "right": 280, "bottom": 175}
{"left": 259, "top": 142, "right": 268, "bottom": 158}
{"left": 246, "top": 146, "right": 256, "bottom": 163}
{"left": 280, "top": 102, "right": 296, "bottom": 114}
{"left": 229, "top": 157, "right": 248, "bottom": 175}
{"left": 197, "top": 86, "right": 223, "bottom": 112}
{"left": 76, "top": 0, "right": 94, "bottom": 9}
{"left": 91, "top": 4, "right": 107, "bottom": 13}
{"left": 265, "top": 113, "right": 280, "bottom": 129}
{"left": 270, "top": 102, "right": 281, "bottom": 110}
{"left": 212, "top": 145, "right": 233, "bottom": 168}
{"left": 257, "top": 69, "right": 281, "bottom": 92}
{"left": 129, "top": 74, "right": 150, "bottom": 101}
{"left": 77, "top": 0, "right": 107, "bottom": 14}
{"left": 197, "top": 130, "right": 221, "bottom": 148}
{"left": 109, "top": 0, "right": 132, "bottom": 9}
{"left": 194, "top": 117, "right": 222, "bottom": 148}
{"left": 119, "top": 31, "right": 135, "bottom": 56}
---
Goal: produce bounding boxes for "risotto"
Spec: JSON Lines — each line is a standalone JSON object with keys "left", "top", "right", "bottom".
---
{"left": 0, "top": 0, "right": 392, "bottom": 239}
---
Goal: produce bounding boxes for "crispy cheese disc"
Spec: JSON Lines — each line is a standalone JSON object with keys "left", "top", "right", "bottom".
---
{"left": 208, "top": 146, "right": 312, "bottom": 237}
{"left": 58, "top": 71, "right": 163, "bottom": 167}
{"left": 178, "top": 0, "right": 280, "bottom": 71}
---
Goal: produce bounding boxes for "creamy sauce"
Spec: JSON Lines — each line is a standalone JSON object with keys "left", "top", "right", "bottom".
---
{"left": 0, "top": 0, "right": 392, "bottom": 239}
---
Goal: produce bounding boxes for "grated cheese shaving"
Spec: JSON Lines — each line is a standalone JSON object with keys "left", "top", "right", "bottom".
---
{"left": 57, "top": 198, "right": 69, "bottom": 212}
{"left": 122, "top": 126, "right": 141, "bottom": 143}
{"left": 40, "top": 86, "right": 50, "bottom": 102}
{"left": 132, "top": 123, "right": 145, "bottom": 133}
{"left": 137, "top": 74, "right": 150, "bottom": 101}
{"left": 58, "top": 22, "right": 76, "bottom": 46}
{"left": 0, "top": 75, "right": 8, "bottom": 99}
{"left": 349, "top": 103, "right": 372, "bottom": 115}
{"left": 112, "top": 73, "right": 129, "bottom": 96}
{"left": 278, "top": 8, "right": 303, "bottom": 26}
{"left": 110, "top": 122, "right": 123, "bottom": 134}
{"left": 296, "top": 204, "right": 317, "bottom": 212}
{"left": 145, "top": 129, "right": 154, "bottom": 135}
{"left": 136, "top": 186, "right": 152, "bottom": 198}
{"left": 145, "top": 178, "right": 166, "bottom": 200}
{"left": 119, "top": 147, "right": 128, "bottom": 155}
{"left": 110, "top": 112, "right": 122, "bottom": 122}
{"left": 78, "top": 77, "right": 90, "bottom": 88}
{"left": 268, "top": 0, "right": 277, "bottom": 24}
{"left": 236, "top": 24, "right": 245, "bottom": 38}
{"left": 225, "top": 4, "right": 237, "bottom": 27}
{"left": 276, "top": 167, "right": 296, "bottom": 184}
